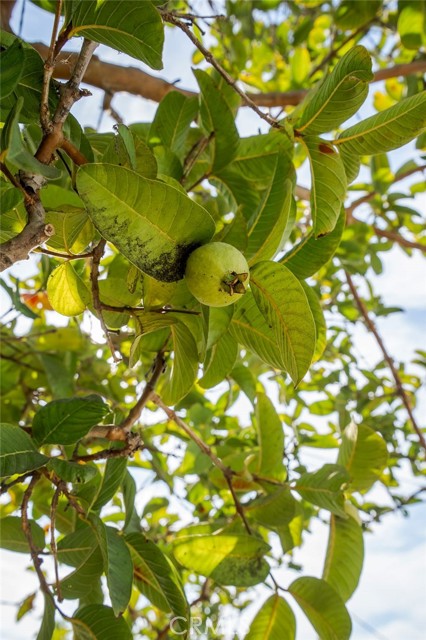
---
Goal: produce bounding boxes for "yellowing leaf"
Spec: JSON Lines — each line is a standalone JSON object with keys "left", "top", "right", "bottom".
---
{"left": 47, "top": 262, "right": 90, "bottom": 317}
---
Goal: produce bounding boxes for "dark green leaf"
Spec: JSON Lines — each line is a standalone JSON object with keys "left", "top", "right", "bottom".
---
{"left": 199, "top": 333, "right": 238, "bottom": 389}
{"left": 1, "top": 97, "right": 60, "bottom": 178}
{"left": 66, "top": 0, "right": 164, "bottom": 69}
{"left": 0, "top": 40, "right": 24, "bottom": 99}
{"left": 149, "top": 92, "right": 198, "bottom": 159}
{"left": 32, "top": 395, "right": 109, "bottom": 446}
{"left": 246, "top": 488, "right": 296, "bottom": 527}
{"left": 71, "top": 604, "right": 132, "bottom": 639}
{"left": 0, "top": 424, "right": 48, "bottom": 478}
{"left": 46, "top": 458, "right": 97, "bottom": 484}
{"left": 91, "top": 457, "right": 128, "bottom": 510}
{"left": 89, "top": 516, "right": 133, "bottom": 616}
{"left": 76, "top": 164, "right": 215, "bottom": 282}
{"left": 36, "top": 594, "right": 55, "bottom": 640}
{"left": 125, "top": 532, "right": 189, "bottom": 630}
{"left": 0, "top": 516, "right": 45, "bottom": 552}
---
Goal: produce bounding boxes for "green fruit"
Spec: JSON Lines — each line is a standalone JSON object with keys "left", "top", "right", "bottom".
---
{"left": 184, "top": 242, "right": 250, "bottom": 307}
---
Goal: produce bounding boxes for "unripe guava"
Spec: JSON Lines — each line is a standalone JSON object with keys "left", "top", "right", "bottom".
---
{"left": 184, "top": 242, "right": 250, "bottom": 307}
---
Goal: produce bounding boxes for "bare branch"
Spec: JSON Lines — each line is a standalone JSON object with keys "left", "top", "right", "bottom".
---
{"left": 40, "top": 0, "right": 63, "bottom": 130}
{"left": 120, "top": 349, "right": 166, "bottom": 433}
{"left": 30, "top": 41, "right": 426, "bottom": 109}
{"left": 345, "top": 271, "right": 425, "bottom": 451}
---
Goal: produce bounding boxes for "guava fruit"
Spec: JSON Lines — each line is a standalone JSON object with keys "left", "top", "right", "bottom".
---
{"left": 184, "top": 242, "right": 250, "bottom": 307}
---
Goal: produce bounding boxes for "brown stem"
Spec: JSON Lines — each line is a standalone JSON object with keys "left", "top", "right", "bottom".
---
{"left": 345, "top": 271, "right": 425, "bottom": 450}
{"left": 120, "top": 350, "right": 166, "bottom": 433}
{"left": 161, "top": 11, "right": 279, "bottom": 128}
{"left": 90, "top": 238, "right": 120, "bottom": 362}
{"left": 0, "top": 195, "right": 55, "bottom": 272}
{"left": 151, "top": 393, "right": 251, "bottom": 531}
{"left": 60, "top": 138, "right": 88, "bottom": 165}
{"left": 35, "top": 247, "right": 93, "bottom": 260}
{"left": 21, "top": 473, "right": 53, "bottom": 599}
{"left": 40, "top": 0, "right": 63, "bottom": 130}
{"left": 50, "top": 484, "right": 63, "bottom": 602}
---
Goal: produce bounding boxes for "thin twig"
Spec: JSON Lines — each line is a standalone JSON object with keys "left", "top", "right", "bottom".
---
{"left": 99, "top": 303, "right": 200, "bottom": 316}
{"left": 21, "top": 473, "right": 52, "bottom": 599}
{"left": 345, "top": 271, "right": 425, "bottom": 450}
{"left": 120, "top": 349, "right": 166, "bottom": 433}
{"left": 50, "top": 484, "right": 63, "bottom": 602}
{"left": 40, "top": 0, "right": 63, "bottom": 130}
{"left": 90, "top": 239, "right": 120, "bottom": 363}
{"left": 35, "top": 247, "right": 93, "bottom": 260}
{"left": 151, "top": 393, "right": 252, "bottom": 531}
{"left": 161, "top": 11, "right": 279, "bottom": 129}
{"left": 0, "top": 162, "right": 31, "bottom": 203}
{"left": 60, "top": 138, "right": 88, "bottom": 165}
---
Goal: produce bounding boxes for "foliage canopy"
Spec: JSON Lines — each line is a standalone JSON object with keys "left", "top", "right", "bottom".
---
{"left": 0, "top": 1, "right": 425, "bottom": 638}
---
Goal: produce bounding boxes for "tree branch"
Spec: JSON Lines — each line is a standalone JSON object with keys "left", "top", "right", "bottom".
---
{"left": 30, "top": 41, "right": 426, "bottom": 109}
{"left": 345, "top": 271, "right": 425, "bottom": 450}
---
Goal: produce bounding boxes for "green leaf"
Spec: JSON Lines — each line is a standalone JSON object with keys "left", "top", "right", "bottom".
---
{"left": 229, "top": 292, "right": 289, "bottom": 371}
{"left": 282, "top": 207, "right": 345, "bottom": 279}
{"left": 246, "top": 488, "right": 296, "bottom": 527}
{"left": 162, "top": 321, "right": 199, "bottom": 405}
{"left": 46, "top": 458, "right": 97, "bottom": 484}
{"left": 0, "top": 40, "right": 24, "bottom": 99}
{"left": 173, "top": 534, "right": 270, "bottom": 587}
{"left": 60, "top": 546, "right": 104, "bottom": 599}
{"left": 255, "top": 392, "right": 285, "bottom": 481}
{"left": 250, "top": 261, "right": 316, "bottom": 384}
{"left": 194, "top": 69, "right": 240, "bottom": 172}
{"left": 122, "top": 471, "right": 137, "bottom": 531}
{"left": 71, "top": 604, "right": 132, "bottom": 639}
{"left": 231, "top": 363, "right": 257, "bottom": 403}
{"left": 199, "top": 332, "right": 238, "bottom": 389}
{"left": 337, "top": 422, "right": 388, "bottom": 492}
{"left": 0, "top": 516, "right": 45, "bottom": 552}
{"left": 89, "top": 516, "right": 133, "bottom": 616}
{"left": 76, "top": 164, "right": 215, "bottom": 282}
{"left": 36, "top": 593, "right": 55, "bottom": 640}
{"left": 294, "top": 464, "right": 350, "bottom": 517}
{"left": 57, "top": 525, "right": 99, "bottom": 567}
{"left": 66, "top": 0, "right": 164, "bottom": 69}
{"left": 149, "top": 92, "right": 199, "bottom": 159}
{"left": 245, "top": 594, "right": 296, "bottom": 640}
{"left": 289, "top": 576, "right": 352, "bottom": 640}
{"left": 336, "top": 91, "right": 426, "bottom": 155}
{"left": 301, "top": 136, "right": 347, "bottom": 237}
{"left": 0, "top": 31, "right": 57, "bottom": 122}
{"left": 1, "top": 97, "right": 60, "bottom": 178}
{"left": 91, "top": 457, "right": 128, "bottom": 511}
{"left": 301, "top": 283, "right": 326, "bottom": 361}
{"left": 125, "top": 532, "right": 189, "bottom": 631}
{"left": 397, "top": 0, "right": 426, "bottom": 49}
{"left": 32, "top": 395, "right": 109, "bottom": 446}
{"left": 291, "top": 46, "right": 373, "bottom": 134}
{"left": 247, "top": 165, "right": 294, "bottom": 265}
{"left": 323, "top": 513, "right": 364, "bottom": 602}
{"left": 44, "top": 207, "right": 92, "bottom": 255}
{"left": 46, "top": 262, "right": 91, "bottom": 317}
{"left": 0, "top": 424, "right": 48, "bottom": 478}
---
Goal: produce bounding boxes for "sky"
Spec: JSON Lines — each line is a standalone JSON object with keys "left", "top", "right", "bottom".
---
{"left": 1, "top": 1, "right": 426, "bottom": 639}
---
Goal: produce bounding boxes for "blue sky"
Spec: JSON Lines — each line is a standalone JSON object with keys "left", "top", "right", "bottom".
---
{"left": 1, "top": 2, "right": 425, "bottom": 639}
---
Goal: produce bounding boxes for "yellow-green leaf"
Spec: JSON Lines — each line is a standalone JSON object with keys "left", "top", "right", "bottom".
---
{"left": 47, "top": 262, "right": 90, "bottom": 317}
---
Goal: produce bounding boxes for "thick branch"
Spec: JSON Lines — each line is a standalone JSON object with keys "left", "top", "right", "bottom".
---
{"left": 345, "top": 271, "right": 425, "bottom": 450}
{"left": 31, "top": 42, "right": 426, "bottom": 108}
{"left": 0, "top": 195, "right": 54, "bottom": 272}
